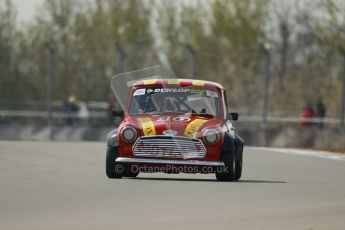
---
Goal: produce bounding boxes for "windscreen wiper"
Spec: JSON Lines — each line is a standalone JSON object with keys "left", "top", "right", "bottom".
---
{"left": 149, "top": 111, "right": 185, "bottom": 115}
{"left": 190, "top": 113, "right": 214, "bottom": 118}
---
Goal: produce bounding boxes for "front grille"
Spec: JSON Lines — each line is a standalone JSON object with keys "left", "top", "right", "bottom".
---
{"left": 132, "top": 135, "right": 206, "bottom": 159}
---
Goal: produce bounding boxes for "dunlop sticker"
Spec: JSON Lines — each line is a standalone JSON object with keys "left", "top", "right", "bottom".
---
{"left": 184, "top": 118, "right": 207, "bottom": 138}
{"left": 154, "top": 88, "right": 190, "bottom": 93}
{"left": 137, "top": 117, "right": 156, "bottom": 136}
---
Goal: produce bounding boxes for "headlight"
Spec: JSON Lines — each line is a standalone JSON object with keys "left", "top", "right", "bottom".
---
{"left": 203, "top": 129, "right": 220, "bottom": 145}
{"left": 120, "top": 126, "right": 137, "bottom": 142}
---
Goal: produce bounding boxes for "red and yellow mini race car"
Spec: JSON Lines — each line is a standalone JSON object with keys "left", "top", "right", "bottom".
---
{"left": 106, "top": 68, "right": 244, "bottom": 181}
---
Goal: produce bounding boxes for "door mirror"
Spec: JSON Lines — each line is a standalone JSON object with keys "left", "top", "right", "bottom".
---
{"left": 228, "top": 112, "right": 238, "bottom": 121}
{"left": 112, "top": 109, "right": 124, "bottom": 117}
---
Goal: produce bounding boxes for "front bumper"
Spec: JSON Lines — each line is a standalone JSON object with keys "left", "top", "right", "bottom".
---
{"left": 115, "top": 157, "right": 224, "bottom": 167}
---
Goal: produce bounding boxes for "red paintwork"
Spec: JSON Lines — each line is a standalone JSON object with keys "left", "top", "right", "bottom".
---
{"left": 116, "top": 79, "right": 228, "bottom": 163}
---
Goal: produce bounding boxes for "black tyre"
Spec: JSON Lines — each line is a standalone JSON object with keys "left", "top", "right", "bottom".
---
{"left": 123, "top": 165, "right": 139, "bottom": 178}
{"left": 106, "top": 146, "right": 123, "bottom": 178}
{"left": 234, "top": 154, "right": 242, "bottom": 180}
{"left": 216, "top": 151, "right": 236, "bottom": 182}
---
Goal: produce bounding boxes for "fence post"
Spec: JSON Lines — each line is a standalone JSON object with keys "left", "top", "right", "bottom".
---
{"left": 340, "top": 49, "right": 345, "bottom": 128}
{"left": 44, "top": 42, "right": 54, "bottom": 140}
{"left": 261, "top": 42, "right": 272, "bottom": 130}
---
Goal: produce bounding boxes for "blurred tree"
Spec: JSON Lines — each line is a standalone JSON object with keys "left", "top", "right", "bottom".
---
{"left": 271, "top": 0, "right": 291, "bottom": 91}
{"left": 156, "top": 0, "right": 268, "bottom": 110}
{"left": 208, "top": 0, "right": 268, "bottom": 110}
{"left": 0, "top": 0, "right": 17, "bottom": 104}
{"left": 15, "top": 0, "right": 155, "bottom": 103}
{"left": 283, "top": 0, "right": 345, "bottom": 116}
{"left": 316, "top": 0, "right": 345, "bottom": 117}
{"left": 2, "top": 0, "right": 345, "bottom": 118}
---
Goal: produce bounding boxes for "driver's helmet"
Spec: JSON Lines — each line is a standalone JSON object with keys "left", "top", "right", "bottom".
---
{"left": 138, "top": 95, "right": 156, "bottom": 113}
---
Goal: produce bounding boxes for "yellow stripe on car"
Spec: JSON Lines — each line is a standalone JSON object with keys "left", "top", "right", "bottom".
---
{"left": 144, "top": 80, "right": 156, "bottom": 85}
{"left": 167, "top": 79, "right": 180, "bottom": 85}
{"left": 138, "top": 117, "right": 156, "bottom": 136}
{"left": 192, "top": 80, "right": 205, "bottom": 86}
{"left": 184, "top": 118, "right": 207, "bottom": 138}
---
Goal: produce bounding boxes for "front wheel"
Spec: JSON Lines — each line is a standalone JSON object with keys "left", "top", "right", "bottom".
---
{"left": 234, "top": 154, "right": 242, "bottom": 180}
{"left": 123, "top": 165, "right": 139, "bottom": 178}
{"left": 216, "top": 151, "right": 236, "bottom": 181}
{"left": 106, "top": 146, "right": 124, "bottom": 178}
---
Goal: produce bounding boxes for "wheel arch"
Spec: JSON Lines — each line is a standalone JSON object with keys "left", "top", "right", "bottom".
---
{"left": 221, "top": 132, "right": 244, "bottom": 160}
{"left": 107, "top": 128, "right": 120, "bottom": 148}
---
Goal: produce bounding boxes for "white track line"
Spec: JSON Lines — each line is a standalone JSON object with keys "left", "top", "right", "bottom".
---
{"left": 252, "top": 147, "right": 345, "bottom": 161}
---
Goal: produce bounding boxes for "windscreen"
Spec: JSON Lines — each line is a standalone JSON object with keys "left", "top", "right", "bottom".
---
{"left": 129, "top": 86, "right": 221, "bottom": 118}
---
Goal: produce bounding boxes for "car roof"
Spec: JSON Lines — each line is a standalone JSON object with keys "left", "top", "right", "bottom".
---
{"left": 132, "top": 79, "right": 224, "bottom": 90}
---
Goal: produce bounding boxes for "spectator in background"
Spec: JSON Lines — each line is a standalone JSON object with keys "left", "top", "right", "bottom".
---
{"left": 62, "top": 94, "right": 79, "bottom": 126}
{"left": 315, "top": 97, "right": 326, "bottom": 128}
{"left": 301, "top": 101, "right": 314, "bottom": 128}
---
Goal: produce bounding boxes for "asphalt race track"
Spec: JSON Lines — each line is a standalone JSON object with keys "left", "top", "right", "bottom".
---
{"left": 1, "top": 141, "right": 345, "bottom": 230}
